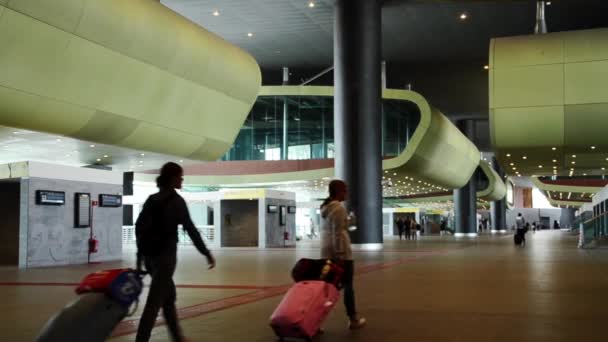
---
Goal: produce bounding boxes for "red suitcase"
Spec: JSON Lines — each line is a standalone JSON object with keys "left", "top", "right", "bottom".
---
{"left": 270, "top": 281, "right": 339, "bottom": 341}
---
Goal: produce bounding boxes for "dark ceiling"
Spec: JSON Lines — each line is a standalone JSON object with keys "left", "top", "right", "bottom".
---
{"left": 162, "top": 0, "right": 608, "bottom": 69}
{"left": 161, "top": 0, "right": 608, "bottom": 150}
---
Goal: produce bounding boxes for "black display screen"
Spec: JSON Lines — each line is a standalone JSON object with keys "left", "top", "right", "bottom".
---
{"left": 36, "top": 190, "right": 65, "bottom": 205}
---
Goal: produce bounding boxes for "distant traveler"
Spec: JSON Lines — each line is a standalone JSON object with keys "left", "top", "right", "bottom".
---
{"left": 320, "top": 180, "right": 366, "bottom": 329}
{"left": 554, "top": 220, "right": 560, "bottom": 230}
{"left": 410, "top": 219, "right": 418, "bottom": 241}
{"left": 135, "top": 162, "right": 216, "bottom": 342}
{"left": 532, "top": 222, "right": 537, "bottom": 233}
{"left": 396, "top": 217, "right": 406, "bottom": 240}
{"left": 515, "top": 213, "right": 526, "bottom": 246}
{"left": 404, "top": 217, "right": 412, "bottom": 240}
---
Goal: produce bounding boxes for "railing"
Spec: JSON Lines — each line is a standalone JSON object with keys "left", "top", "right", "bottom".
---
{"left": 579, "top": 212, "right": 608, "bottom": 248}
{"left": 122, "top": 225, "right": 218, "bottom": 248}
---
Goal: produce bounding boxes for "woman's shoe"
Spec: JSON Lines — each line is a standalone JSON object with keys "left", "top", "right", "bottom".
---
{"left": 348, "top": 316, "right": 367, "bottom": 330}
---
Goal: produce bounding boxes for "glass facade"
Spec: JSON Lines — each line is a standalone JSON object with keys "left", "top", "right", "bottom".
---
{"left": 221, "top": 95, "right": 421, "bottom": 161}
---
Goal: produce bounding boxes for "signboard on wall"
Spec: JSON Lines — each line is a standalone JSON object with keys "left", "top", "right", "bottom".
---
{"left": 35, "top": 190, "right": 65, "bottom": 205}
{"left": 74, "top": 193, "right": 90, "bottom": 228}
{"left": 99, "top": 194, "right": 122, "bottom": 207}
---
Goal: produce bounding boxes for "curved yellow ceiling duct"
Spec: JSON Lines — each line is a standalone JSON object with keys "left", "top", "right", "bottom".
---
{"left": 478, "top": 161, "right": 507, "bottom": 201}
{"left": 0, "top": 0, "right": 261, "bottom": 160}
{"left": 490, "top": 28, "right": 608, "bottom": 175}
{"left": 158, "top": 86, "right": 480, "bottom": 190}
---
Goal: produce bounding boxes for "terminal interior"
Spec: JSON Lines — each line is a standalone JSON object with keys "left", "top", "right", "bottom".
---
{"left": 1, "top": 1, "right": 608, "bottom": 341}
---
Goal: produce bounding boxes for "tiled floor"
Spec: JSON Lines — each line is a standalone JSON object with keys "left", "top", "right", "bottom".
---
{"left": 2, "top": 230, "right": 607, "bottom": 341}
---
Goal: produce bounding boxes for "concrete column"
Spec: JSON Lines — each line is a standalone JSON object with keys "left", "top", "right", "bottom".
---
{"left": 334, "top": 0, "right": 382, "bottom": 249}
{"left": 490, "top": 157, "right": 507, "bottom": 232}
{"left": 453, "top": 120, "right": 477, "bottom": 237}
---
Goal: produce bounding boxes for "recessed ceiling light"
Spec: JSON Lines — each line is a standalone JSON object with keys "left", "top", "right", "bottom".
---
{"left": 459, "top": 13, "right": 468, "bottom": 20}
{"left": 552, "top": 159, "right": 557, "bottom": 163}
{"left": 551, "top": 147, "right": 557, "bottom": 151}
{"left": 522, "top": 156, "right": 527, "bottom": 160}
{"left": 583, "top": 173, "right": 587, "bottom": 176}
{"left": 308, "top": 1, "right": 315, "bottom": 8}
{"left": 538, "top": 165, "right": 543, "bottom": 168}
{"left": 547, "top": 1, "right": 552, "bottom": 5}
{"left": 484, "top": 65, "right": 489, "bottom": 70}
{"left": 591, "top": 146, "right": 596, "bottom": 150}
{"left": 571, "top": 161, "right": 576, "bottom": 164}
{"left": 506, "top": 153, "right": 511, "bottom": 157}
{"left": 553, "top": 166, "right": 557, "bottom": 169}
{"left": 140, "top": 153, "right": 145, "bottom": 156}
{"left": 90, "top": 144, "right": 95, "bottom": 148}
{"left": 570, "top": 168, "right": 575, "bottom": 171}
{"left": 602, "top": 167, "right": 606, "bottom": 171}
{"left": 96, "top": 158, "right": 101, "bottom": 162}
{"left": 572, "top": 154, "right": 576, "bottom": 158}
{"left": 213, "top": 10, "right": 220, "bottom": 16}
{"left": 512, "top": 167, "right": 516, "bottom": 170}
{"left": 103, "top": 155, "right": 108, "bottom": 158}
{"left": 510, "top": 163, "right": 514, "bottom": 166}
{"left": 247, "top": 32, "right": 253, "bottom": 37}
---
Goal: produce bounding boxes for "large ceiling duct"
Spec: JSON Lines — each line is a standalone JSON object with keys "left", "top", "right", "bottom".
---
{"left": 535, "top": 1, "right": 548, "bottom": 34}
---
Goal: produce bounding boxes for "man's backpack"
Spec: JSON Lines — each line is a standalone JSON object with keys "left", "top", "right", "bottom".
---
{"left": 135, "top": 194, "right": 174, "bottom": 257}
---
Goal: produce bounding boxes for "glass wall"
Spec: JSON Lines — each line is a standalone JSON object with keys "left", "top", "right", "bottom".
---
{"left": 222, "top": 95, "right": 421, "bottom": 161}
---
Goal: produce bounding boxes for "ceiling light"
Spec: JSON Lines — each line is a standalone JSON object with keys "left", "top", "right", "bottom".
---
{"left": 551, "top": 147, "right": 557, "bottom": 151}
{"left": 510, "top": 163, "right": 514, "bottom": 166}
{"left": 506, "top": 153, "right": 511, "bottom": 157}
{"left": 522, "top": 156, "right": 527, "bottom": 160}
{"left": 583, "top": 173, "right": 587, "bottom": 176}
{"left": 140, "top": 153, "right": 145, "bottom": 156}
{"left": 308, "top": 1, "right": 315, "bottom": 8}
{"left": 571, "top": 161, "right": 576, "bottom": 164}
{"left": 484, "top": 65, "right": 489, "bottom": 70}
{"left": 103, "top": 155, "right": 108, "bottom": 158}
{"left": 512, "top": 167, "right": 516, "bottom": 170}
{"left": 572, "top": 154, "right": 576, "bottom": 158}
{"left": 552, "top": 159, "right": 557, "bottom": 163}
{"left": 247, "top": 32, "right": 253, "bottom": 37}
{"left": 96, "top": 158, "right": 101, "bottom": 162}
{"left": 90, "top": 144, "right": 95, "bottom": 148}
{"left": 591, "top": 146, "right": 596, "bottom": 150}
{"left": 538, "top": 165, "right": 543, "bottom": 168}
{"left": 213, "top": 10, "right": 220, "bottom": 16}
{"left": 570, "top": 168, "right": 575, "bottom": 171}
{"left": 459, "top": 13, "right": 468, "bottom": 20}
{"left": 553, "top": 166, "right": 557, "bottom": 169}
{"left": 602, "top": 167, "right": 606, "bottom": 171}
{"left": 547, "top": 1, "right": 552, "bottom": 5}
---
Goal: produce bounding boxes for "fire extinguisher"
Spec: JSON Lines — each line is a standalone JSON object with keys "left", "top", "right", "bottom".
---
{"left": 88, "top": 237, "right": 99, "bottom": 253}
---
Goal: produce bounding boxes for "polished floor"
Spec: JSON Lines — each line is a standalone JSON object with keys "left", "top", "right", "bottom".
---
{"left": 1, "top": 230, "right": 607, "bottom": 341}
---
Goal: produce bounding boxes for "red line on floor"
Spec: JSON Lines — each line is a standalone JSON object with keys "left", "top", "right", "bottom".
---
{"left": 0, "top": 282, "right": 273, "bottom": 290}
{"left": 111, "top": 250, "right": 447, "bottom": 338}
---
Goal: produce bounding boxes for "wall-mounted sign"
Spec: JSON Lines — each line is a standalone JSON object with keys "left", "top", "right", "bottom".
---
{"left": 74, "top": 193, "right": 91, "bottom": 228}
{"left": 99, "top": 194, "right": 122, "bottom": 207}
{"left": 35, "top": 190, "right": 65, "bottom": 205}
{"left": 288, "top": 206, "right": 296, "bottom": 214}
{"left": 267, "top": 205, "right": 278, "bottom": 213}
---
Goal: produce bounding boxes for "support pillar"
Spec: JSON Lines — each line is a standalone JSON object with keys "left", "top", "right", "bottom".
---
{"left": 453, "top": 120, "right": 477, "bottom": 237}
{"left": 334, "top": 0, "right": 382, "bottom": 249}
{"left": 490, "top": 157, "right": 507, "bottom": 233}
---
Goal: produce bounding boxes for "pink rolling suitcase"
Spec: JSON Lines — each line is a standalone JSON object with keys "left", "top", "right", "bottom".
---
{"left": 270, "top": 280, "right": 339, "bottom": 341}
